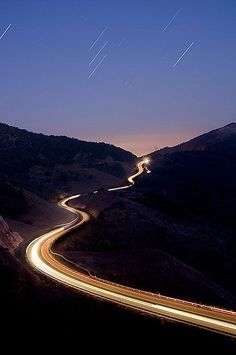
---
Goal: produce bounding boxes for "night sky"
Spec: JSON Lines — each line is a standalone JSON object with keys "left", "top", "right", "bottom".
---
{"left": 0, "top": 1, "right": 236, "bottom": 155}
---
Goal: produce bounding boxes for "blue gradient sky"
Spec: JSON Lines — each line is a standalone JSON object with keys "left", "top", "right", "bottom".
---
{"left": 0, "top": 0, "right": 235, "bottom": 155}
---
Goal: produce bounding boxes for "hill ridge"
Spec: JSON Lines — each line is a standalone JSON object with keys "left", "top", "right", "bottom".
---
{"left": 153, "top": 122, "right": 236, "bottom": 156}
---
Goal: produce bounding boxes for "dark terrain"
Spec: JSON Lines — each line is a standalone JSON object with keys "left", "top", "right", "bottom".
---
{"left": 0, "top": 217, "right": 235, "bottom": 350}
{"left": 1, "top": 123, "right": 236, "bottom": 348}
{"left": 0, "top": 122, "right": 135, "bottom": 237}
{"left": 0, "top": 122, "right": 135, "bottom": 205}
{"left": 55, "top": 123, "right": 236, "bottom": 311}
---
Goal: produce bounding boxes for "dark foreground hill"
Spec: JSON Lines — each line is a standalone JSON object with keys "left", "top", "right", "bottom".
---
{"left": 0, "top": 122, "right": 136, "bottom": 211}
{"left": 142, "top": 122, "right": 236, "bottom": 228}
{"left": 0, "top": 216, "right": 235, "bottom": 350}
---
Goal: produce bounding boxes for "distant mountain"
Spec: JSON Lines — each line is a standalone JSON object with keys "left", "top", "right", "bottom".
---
{"left": 139, "top": 122, "right": 236, "bottom": 227}
{"left": 152, "top": 122, "right": 236, "bottom": 159}
{"left": 0, "top": 123, "right": 136, "bottom": 202}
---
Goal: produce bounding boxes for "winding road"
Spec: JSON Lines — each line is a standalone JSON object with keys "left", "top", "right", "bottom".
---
{"left": 26, "top": 159, "right": 236, "bottom": 337}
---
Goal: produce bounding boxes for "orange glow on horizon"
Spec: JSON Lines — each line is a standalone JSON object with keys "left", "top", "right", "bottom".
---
{"left": 108, "top": 130, "right": 201, "bottom": 156}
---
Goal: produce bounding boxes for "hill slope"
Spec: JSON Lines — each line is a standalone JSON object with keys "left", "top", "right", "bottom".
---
{"left": 0, "top": 123, "right": 136, "bottom": 200}
{"left": 152, "top": 122, "right": 236, "bottom": 159}
{"left": 142, "top": 122, "right": 236, "bottom": 226}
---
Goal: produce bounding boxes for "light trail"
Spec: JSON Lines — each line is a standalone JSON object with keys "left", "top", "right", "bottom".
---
{"left": 88, "top": 27, "right": 108, "bottom": 52}
{"left": 173, "top": 42, "right": 195, "bottom": 68}
{"left": 0, "top": 24, "right": 11, "bottom": 41}
{"left": 108, "top": 160, "right": 146, "bottom": 191}
{"left": 162, "top": 9, "right": 181, "bottom": 32}
{"left": 26, "top": 159, "right": 236, "bottom": 337}
{"left": 89, "top": 41, "right": 109, "bottom": 66}
{"left": 118, "top": 37, "right": 126, "bottom": 47}
{"left": 88, "top": 54, "right": 107, "bottom": 79}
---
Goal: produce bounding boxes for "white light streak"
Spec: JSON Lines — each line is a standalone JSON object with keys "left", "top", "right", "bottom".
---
{"left": 162, "top": 10, "right": 181, "bottom": 32}
{"left": 88, "top": 54, "right": 107, "bottom": 79}
{"left": 88, "top": 27, "right": 108, "bottom": 52}
{"left": 173, "top": 42, "right": 195, "bottom": 68}
{"left": 0, "top": 24, "right": 11, "bottom": 41}
{"left": 89, "top": 41, "right": 109, "bottom": 66}
{"left": 118, "top": 37, "right": 126, "bottom": 47}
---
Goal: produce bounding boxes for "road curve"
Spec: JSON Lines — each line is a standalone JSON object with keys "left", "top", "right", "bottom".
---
{"left": 26, "top": 159, "right": 236, "bottom": 337}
